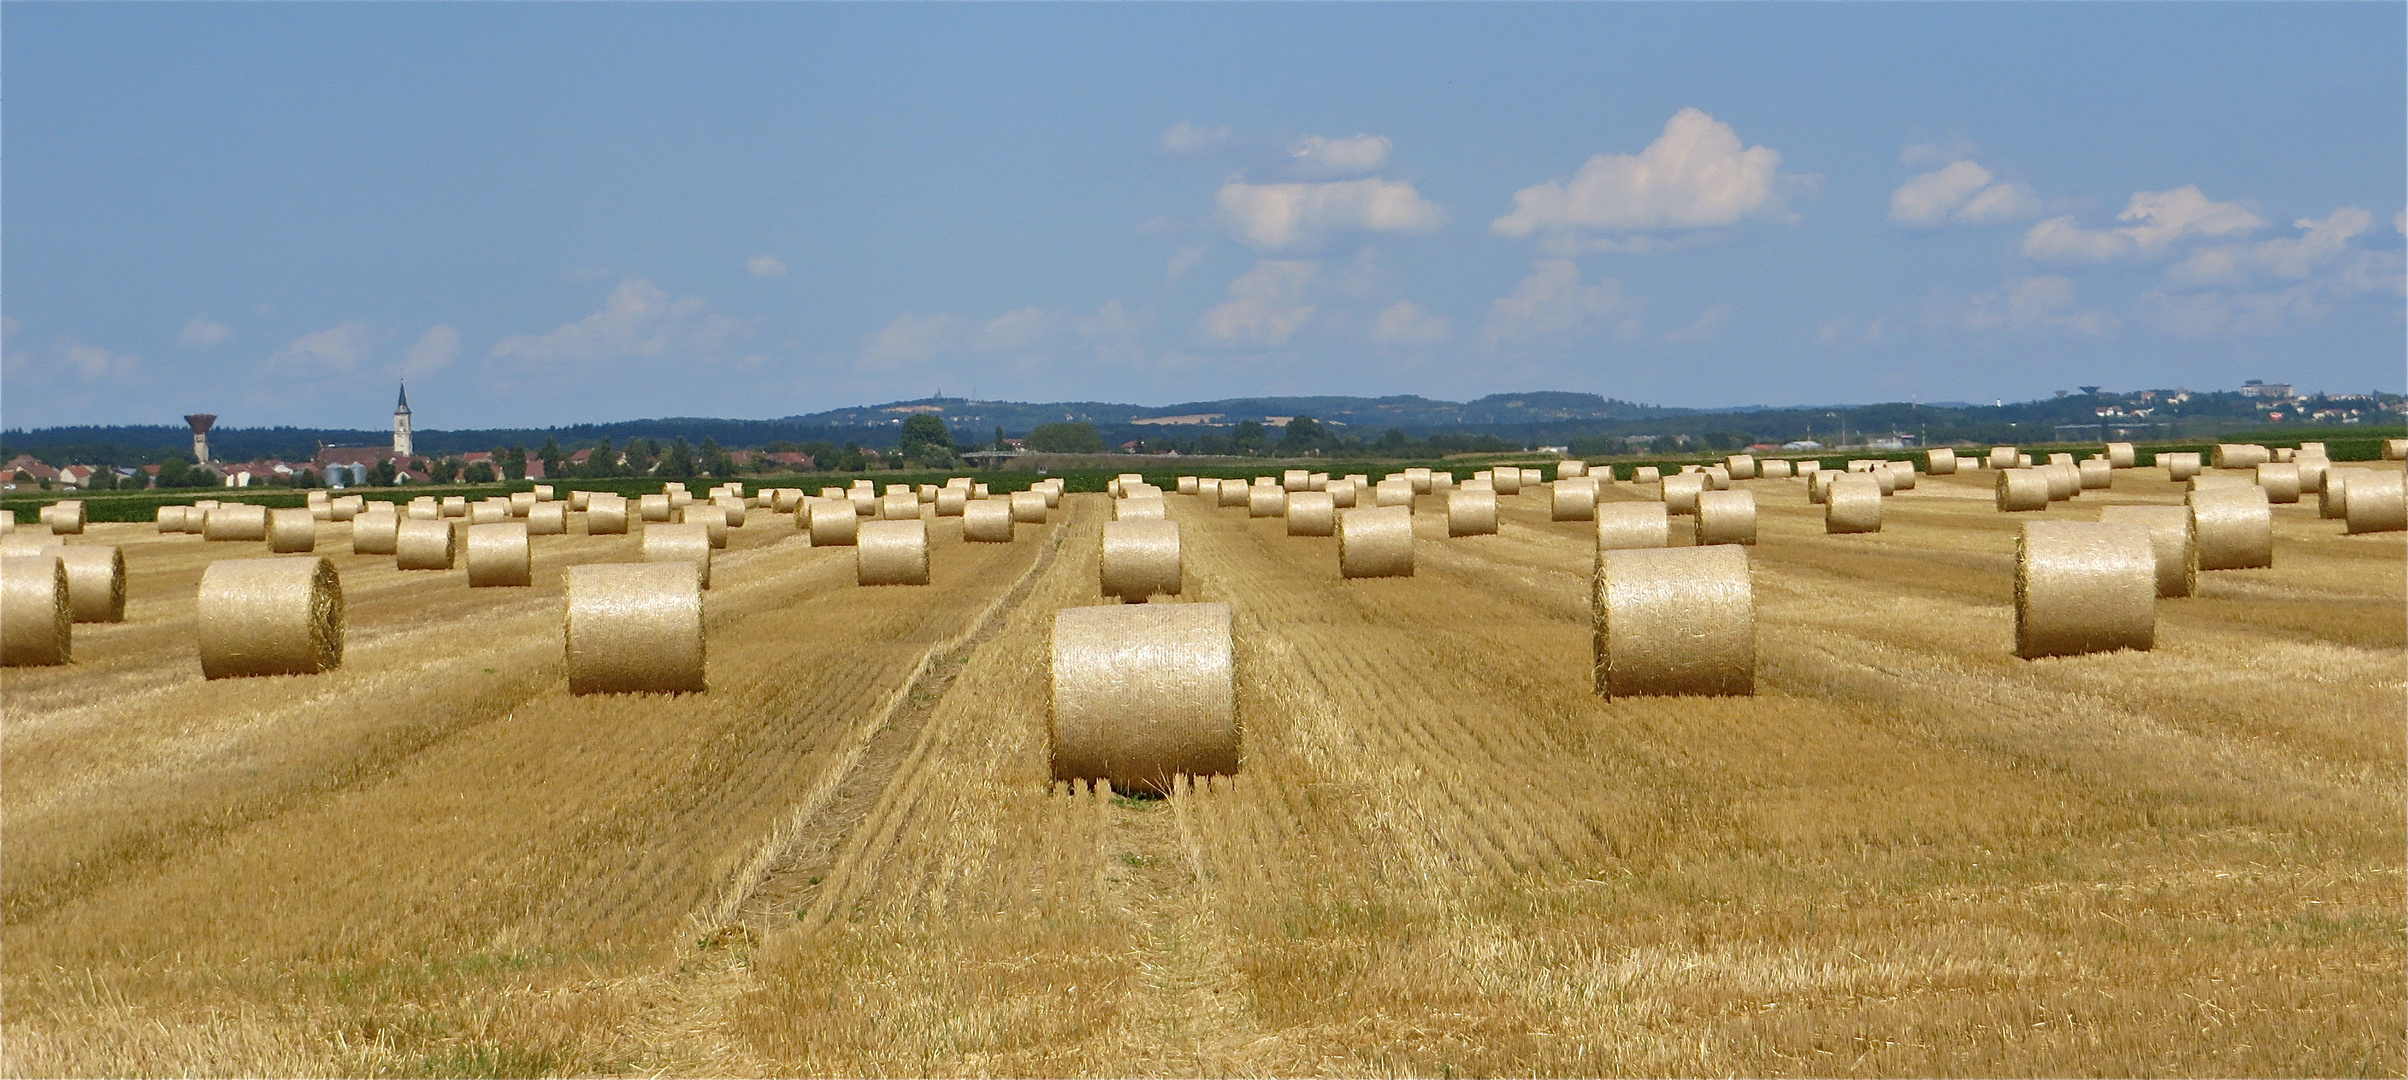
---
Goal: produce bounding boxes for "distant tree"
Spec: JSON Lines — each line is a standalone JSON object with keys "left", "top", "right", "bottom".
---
{"left": 899, "top": 414, "right": 955, "bottom": 464}
{"left": 368, "top": 459, "right": 399, "bottom": 487}
{"left": 1376, "top": 428, "right": 1413, "bottom": 455}
{"left": 624, "top": 439, "right": 660, "bottom": 476}
{"left": 156, "top": 456, "right": 197, "bottom": 488}
{"left": 802, "top": 441, "right": 841, "bottom": 469}
{"left": 1026, "top": 422, "right": 1105, "bottom": 454}
{"left": 583, "top": 438, "right": 618, "bottom": 478}
{"left": 839, "top": 442, "right": 868, "bottom": 472}
{"left": 660, "top": 438, "right": 698, "bottom": 478}
{"left": 1195, "top": 432, "right": 1236, "bottom": 456}
{"left": 538, "top": 437, "right": 565, "bottom": 479}
{"left": 428, "top": 458, "right": 462, "bottom": 484}
{"left": 994, "top": 425, "right": 1007, "bottom": 451}
{"left": 462, "top": 461, "right": 496, "bottom": 484}
{"left": 1281, "top": 416, "right": 1325, "bottom": 454}
{"left": 1232, "top": 420, "right": 1267, "bottom": 455}
{"left": 699, "top": 437, "right": 735, "bottom": 477}
{"left": 288, "top": 468, "right": 321, "bottom": 489}
{"left": 497, "top": 445, "right": 529, "bottom": 481}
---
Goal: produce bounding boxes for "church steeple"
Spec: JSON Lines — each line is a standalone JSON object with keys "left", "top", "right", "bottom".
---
{"left": 396, "top": 383, "right": 412, "bottom": 415}
{"left": 392, "top": 382, "right": 414, "bottom": 457}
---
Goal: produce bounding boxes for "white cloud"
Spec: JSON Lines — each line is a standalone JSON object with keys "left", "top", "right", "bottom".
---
{"left": 1160, "top": 121, "right": 1231, "bottom": 154}
{"left": 1962, "top": 276, "right": 2113, "bottom": 336}
{"left": 1479, "top": 259, "right": 1643, "bottom": 346}
{"left": 1289, "top": 133, "right": 1391, "bottom": 176}
{"left": 1899, "top": 135, "right": 1981, "bottom": 167}
{"left": 1216, "top": 177, "right": 1445, "bottom": 250}
{"left": 745, "top": 255, "right": 788, "bottom": 277}
{"left": 972, "top": 307, "right": 1054, "bottom": 352}
{"left": 274, "top": 320, "right": 373, "bottom": 371}
{"left": 2022, "top": 185, "right": 2264, "bottom": 261}
{"left": 65, "top": 342, "right": 141, "bottom": 382}
{"left": 1165, "top": 245, "right": 1209, "bottom": 284}
{"left": 2168, "top": 207, "right": 2374, "bottom": 286}
{"left": 401, "top": 324, "right": 459, "bottom": 378}
{"left": 1078, "top": 300, "right": 1155, "bottom": 365}
{"left": 858, "top": 312, "right": 963, "bottom": 371}
{"left": 1663, "top": 304, "right": 1733, "bottom": 344}
{"left": 2141, "top": 207, "right": 2402, "bottom": 338}
{"left": 1492, "top": 108, "right": 1788, "bottom": 238}
{"left": 178, "top": 316, "right": 231, "bottom": 348}
{"left": 1198, "top": 261, "right": 1318, "bottom": 345}
{"left": 492, "top": 279, "right": 742, "bottom": 364}
{"left": 1369, "top": 300, "right": 1452, "bottom": 346}
{"left": 1890, "top": 161, "right": 2038, "bottom": 227}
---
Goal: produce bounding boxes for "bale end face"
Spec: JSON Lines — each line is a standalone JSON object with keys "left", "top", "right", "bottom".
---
{"left": 41, "top": 544, "right": 127, "bottom": 623}
{"left": 2015, "top": 522, "right": 2156, "bottom": 659}
{"left": 197, "top": 557, "right": 344, "bottom": 678}
{"left": 1595, "top": 503, "right": 1671, "bottom": 551}
{"left": 1, "top": 554, "right": 72, "bottom": 666}
{"left": 1593, "top": 545, "right": 1754, "bottom": 698}
{"left": 1552, "top": 478, "right": 1599, "bottom": 521}
{"left": 1050, "top": 602, "right": 1238, "bottom": 795}
{"left": 565, "top": 562, "right": 705, "bottom": 694}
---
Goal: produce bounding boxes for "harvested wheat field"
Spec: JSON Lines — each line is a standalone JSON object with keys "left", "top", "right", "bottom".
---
{"left": 3, "top": 466, "right": 2402, "bottom": 1078}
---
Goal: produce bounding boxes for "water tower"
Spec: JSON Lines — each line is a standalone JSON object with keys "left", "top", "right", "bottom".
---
{"left": 184, "top": 413, "right": 217, "bottom": 464}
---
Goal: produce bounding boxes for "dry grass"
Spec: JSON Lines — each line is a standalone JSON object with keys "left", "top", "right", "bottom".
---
{"left": 4, "top": 470, "right": 2401, "bottom": 1077}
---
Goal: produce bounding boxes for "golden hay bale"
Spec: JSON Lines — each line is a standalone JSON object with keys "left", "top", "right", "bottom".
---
{"left": 2294, "top": 455, "right": 2328, "bottom": 495}
{"left": 2015, "top": 521, "right": 2155, "bottom": 659}
{"left": 1806, "top": 469, "right": 1838, "bottom": 504}
{"left": 1661, "top": 473, "right": 1706, "bottom": 515}
{"left": 1400, "top": 467, "right": 1430, "bottom": 495}
{"left": 1193, "top": 477, "right": 1220, "bottom": 501}
{"left": 1596, "top": 502, "right": 1671, "bottom": 550}
{"left": 1447, "top": 488, "right": 1499, "bottom": 537}
{"left": 509, "top": 492, "right": 537, "bottom": 518}
{"left": 963, "top": 498, "right": 1015, "bottom": 542}
{"left": 1326, "top": 479, "right": 1359, "bottom": 509}
{"left": 1552, "top": 477, "right": 1599, "bottom": 521}
{"left": 2042, "top": 462, "right": 2078, "bottom": 501}
{"left": 1432, "top": 471, "right": 1457, "bottom": 492}
{"left": 1826, "top": 475, "right": 1884, "bottom": 533}
{"left": 1217, "top": 479, "right": 1251, "bottom": 508}
{"left": 570, "top": 490, "right": 594, "bottom": 512}
{"left": 1282, "top": 469, "right": 1310, "bottom": 492}
{"left": 1633, "top": 465, "right": 1662, "bottom": 484}
{"left": 641, "top": 522, "right": 713, "bottom": 588}
{"left": 772, "top": 488, "right": 803, "bottom": 513}
{"left": 2385, "top": 438, "right": 2407, "bottom": 460}
{"left": 157, "top": 505, "right": 190, "bottom": 533}
{"left": 1996, "top": 468, "right": 2050, "bottom": 512}
{"left": 268, "top": 508, "right": 317, "bottom": 553}
{"left": 879, "top": 492, "right": 920, "bottom": 521}
{"left": 439, "top": 496, "right": 468, "bottom": 518}
{"left": 808, "top": 497, "right": 860, "bottom": 546}
{"left": 1725, "top": 454, "right": 1757, "bottom": 480}
{"left": 526, "top": 501, "right": 568, "bottom": 535}
{"left": 197, "top": 556, "right": 344, "bottom": 678}
{"left": 564, "top": 562, "right": 703, "bottom": 695}
{"left": 2319, "top": 467, "right": 2369, "bottom": 519}
{"left": 332, "top": 495, "right": 363, "bottom": 521}
{"left": 669, "top": 489, "right": 696, "bottom": 510}
{"left": 586, "top": 494, "right": 631, "bottom": 535}
{"left": 2189, "top": 485, "right": 2272, "bottom": 570}
{"left": 1558, "top": 460, "right": 1588, "bottom": 479}
{"left": 533, "top": 485, "right": 555, "bottom": 502}
{"left": 1310, "top": 472, "right": 1329, "bottom": 490}
{"left": 1010, "top": 490, "right": 1048, "bottom": 524}
{"left": 1248, "top": 484, "right": 1288, "bottom": 518}
{"left": 636, "top": 493, "right": 672, "bottom": 522}
{"left": 466, "top": 522, "right": 534, "bottom": 588}
{"left": 919, "top": 483, "right": 942, "bottom": 505}
{"left": 2161, "top": 451, "right": 2203, "bottom": 482}
{"left": 858, "top": 519, "right": 931, "bottom": 586}
{"left": 848, "top": 489, "right": 880, "bottom": 516}
{"left": 1760, "top": 458, "right": 1795, "bottom": 479}
{"left": 394, "top": 517, "right": 458, "bottom": 570}
{"left": 2213, "top": 443, "right": 2270, "bottom": 470}
{"left": 2344, "top": 471, "right": 2407, "bottom": 535}
{"left": 2105, "top": 442, "right": 2137, "bottom": 469}
{"left": 2273, "top": 447, "right": 2296, "bottom": 464}
{"left": 2098, "top": 505, "right": 2196, "bottom": 598}
{"left": 1867, "top": 464, "right": 1898, "bottom": 496}
{"left": 204, "top": 504, "right": 270, "bottom": 541}
{"left": 308, "top": 492, "right": 333, "bottom": 522}
{"left": 1177, "top": 476, "right": 1199, "bottom": 495}
{"left": 820, "top": 486, "right": 847, "bottom": 499}
{"left": 1592, "top": 545, "right": 1753, "bottom": 699}
{"left": 1, "top": 509, "right": 14, "bottom": 534}
{"left": 715, "top": 495, "right": 749, "bottom": 527}
{"left": 1115, "top": 494, "right": 1168, "bottom": 521}
{"left": 1701, "top": 465, "right": 1733, "bottom": 491}
{"left": 1049, "top": 602, "right": 1237, "bottom": 794}
{"left": 677, "top": 504, "right": 730, "bottom": 549}
{"left": 1037, "top": 480, "right": 1063, "bottom": 508}
{"left": 1286, "top": 491, "right": 1336, "bottom": 536}
{"left": 1886, "top": 461, "right": 1918, "bottom": 491}
{"left": 1988, "top": 446, "right": 2018, "bottom": 470}
{"left": 1459, "top": 477, "right": 1494, "bottom": 493}
{"left": 1694, "top": 489, "right": 1758, "bottom": 546}
{"left": 1493, "top": 467, "right": 1523, "bottom": 496}
{"left": 1, "top": 554, "right": 71, "bottom": 665}
{"left": 1100, "top": 518, "right": 1183, "bottom": 600}
{"left": 2077, "top": 458, "right": 2113, "bottom": 491}
{"left": 470, "top": 500, "right": 510, "bottom": 526}
{"left": 1337, "top": 505, "right": 1414, "bottom": 578}
{"left": 352, "top": 505, "right": 401, "bottom": 554}
{"left": 2254, "top": 463, "right": 2302, "bottom": 504}
{"left": 1373, "top": 478, "right": 1415, "bottom": 509}
{"left": 40, "top": 501, "right": 86, "bottom": 535}
{"left": 34, "top": 544, "right": 124, "bottom": 623}
{"left": 2047, "top": 452, "right": 2077, "bottom": 468}
{"left": 1926, "top": 448, "right": 1958, "bottom": 475}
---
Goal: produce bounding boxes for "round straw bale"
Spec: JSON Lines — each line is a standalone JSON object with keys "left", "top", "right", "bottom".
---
{"left": 1886, "top": 461, "right": 1917, "bottom": 491}
{"left": 1634, "top": 465, "right": 1662, "bottom": 484}
{"left": 2077, "top": 458, "right": 2113, "bottom": 491}
{"left": 1461, "top": 477, "right": 1493, "bottom": 493}
{"left": 585, "top": 494, "right": 631, "bottom": 535}
{"left": 1868, "top": 464, "right": 1898, "bottom": 496}
{"left": 1760, "top": 458, "right": 1794, "bottom": 479}
{"left": 394, "top": 517, "right": 457, "bottom": 570}
{"left": 2097, "top": 505, "right": 2195, "bottom": 598}
{"left": 669, "top": 490, "right": 695, "bottom": 510}
{"left": 509, "top": 492, "right": 537, "bottom": 518}
{"left": 470, "top": 500, "right": 510, "bottom": 526}
{"left": 204, "top": 504, "right": 270, "bottom": 541}
{"left": 197, "top": 556, "right": 343, "bottom": 678}
{"left": 641, "top": 522, "right": 713, "bottom": 588}
{"left": 962, "top": 498, "right": 1015, "bottom": 542}
{"left": 1595, "top": 502, "right": 1671, "bottom": 550}
{"left": 2018, "top": 453, "right": 2035, "bottom": 468}
{"left": 1558, "top": 460, "right": 1588, "bottom": 479}
{"left": 2343, "top": 471, "right": 2407, "bottom": 535}
{"left": 1725, "top": 454, "right": 1758, "bottom": 480}
{"left": 1049, "top": 602, "right": 1237, "bottom": 794}
{"left": 918, "top": 484, "right": 941, "bottom": 505}
{"left": 1988, "top": 446, "right": 2018, "bottom": 470}
{"left": 1447, "top": 488, "right": 1499, "bottom": 537}
{"left": 352, "top": 505, "right": 401, "bottom": 554}
{"left": 1826, "top": 475, "right": 1885, "bottom": 533}
{"left": 2253, "top": 463, "right": 2301, "bottom": 504}
{"left": 41, "top": 501, "right": 87, "bottom": 535}
{"left": 1702, "top": 465, "right": 1733, "bottom": 491}
{"left": 466, "top": 522, "right": 534, "bottom": 588}
{"left": 2189, "top": 485, "right": 2272, "bottom": 570}
{"left": 1431, "top": 471, "right": 1455, "bottom": 492}
{"left": 715, "top": 495, "right": 749, "bottom": 527}
{"left": 1806, "top": 469, "right": 1837, "bottom": 504}
{"left": 2294, "top": 455, "right": 2328, "bottom": 495}
{"left": 308, "top": 492, "right": 333, "bottom": 522}
{"left": 570, "top": 490, "right": 593, "bottom": 512}
{"left": 2105, "top": 442, "right": 2136, "bottom": 469}
{"left": 772, "top": 488, "right": 803, "bottom": 513}
{"left": 1694, "top": 489, "right": 1758, "bottom": 546}
{"left": 677, "top": 504, "right": 730, "bottom": 549}
{"left": 857, "top": 519, "right": 930, "bottom": 586}
{"left": 820, "top": 486, "right": 847, "bottom": 499}
{"left": 1010, "top": 490, "right": 1048, "bottom": 524}
{"left": 1115, "top": 494, "right": 1168, "bottom": 521}
{"left": 2385, "top": 438, "right": 2408, "bottom": 460}
{"left": 2320, "top": 467, "right": 2369, "bottom": 519}
{"left": 2161, "top": 451, "right": 2203, "bottom": 482}
{"left": 2296, "top": 442, "right": 2326, "bottom": 456}
{"left": 1373, "top": 478, "right": 1415, "bottom": 509}
{"left": 1217, "top": 479, "right": 1251, "bottom": 508}
{"left": 2015, "top": 521, "right": 2155, "bottom": 659}
{"left": 808, "top": 497, "right": 860, "bottom": 546}
{"left": 332, "top": 496, "right": 363, "bottom": 521}
{"left": 0, "top": 509, "right": 12, "bottom": 534}
{"left": 1552, "top": 477, "right": 1599, "bottom": 521}
{"left": 1100, "top": 518, "right": 1183, "bottom": 600}
{"left": 1926, "top": 448, "right": 1958, "bottom": 475}
{"left": 1337, "top": 505, "right": 1414, "bottom": 578}
{"left": 1327, "top": 479, "right": 1358, "bottom": 509}
{"left": 638, "top": 494, "right": 673, "bottom": 522}
{"left": 1309, "top": 472, "right": 1329, "bottom": 491}
{"left": 268, "top": 507, "right": 317, "bottom": 553}
{"left": 2213, "top": 443, "right": 2270, "bottom": 470}
{"left": 526, "top": 501, "right": 568, "bottom": 535}
{"left": 1282, "top": 469, "right": 1309, "bottom": 492}
{"left": 1493, "top": 467, "right": 1523, "bottom": 496}
{"left": 34, "top": 543, "right": 125, "bottom": 623}
{"left": 1, "top": 554, "right": 71, "bottom": 665}
{"left": 1661, "top": 473, "right": 1706, "bottom": 515}
{"left": 1177, "top": 476, "right": 1199, "bottom": 495}
{"left": 972, "top": 483, "right": 990, "bottom": 498}
{"left": 157, "top": 505, "right": 190, "bottom": 533}
{"left": 1248, "top": 484, "right": 1288, "bottom": 518}
{"left": 564, "top": 562, "right": 703, "bottom": 694}
{"left": 1286, "top": 491, "right": 1336, "bottom": 536}
{"left": 533, "top": 485, "right": 555, "bottom": 502}
{"left": 2042, "top": 462, "right": 2077, "bottom": 501}
{"left": 2047, "top": 453, "right": 2077, "bottom": 468}
{"left": 1996, "top": 468, "right": 2050, "bottom": 512}
{"left": 1405, "top": 467, "right": 1433, "bottom": 495}
{"left": 879, "top": 492, "right": 920, "bottom": 521}
{"left": 1343, "top": 473, "right": 1370, "bottom": 487}
{"left": 437, "top": 496, "right": 466, "bottom": 518}
{"left": 1038, "top": 481, "right": 1062, "bottom": 508}
{"left": 1592, "top": 545, "right": 1753, "bottom": 698}
{"left": 848, "top": 489, "right": 879, "bottom": 516}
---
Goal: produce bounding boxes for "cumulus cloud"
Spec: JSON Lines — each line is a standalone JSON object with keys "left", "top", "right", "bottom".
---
{"left": 1492, "top": 109, "right": 1789, "bottom": 239}
{"left": 401, "top": 324, "right": 459, "bottom": 378}
{"left": 66, "top": 342, "right": 141, "bottom": 382}
{"left": 2022, "top": 185, "right": 2264, "bottom": 261}
{"left": 1078, "top": 300, "right": 1154, "bottom": 365}
{"left": 2141, "top": 207, "right": 2402, "bottom": 338}
{"left": 1216, "top": 177, "right": 1445, "bottom": 250}
{"left": 1165, "top": 245, "right": 1209, "bottom": 284}
{"left": 274, "top": 320, "right": 373, "bottom": 370}
{"left": 1369, "top": 300, "right": 1452, "bottom": 346}
{"left": 492, "top": 279, "right": 743, "bottom": 364}
{"left": 858, "top": 312, "right": 963, "bottom": 371}
{"left": 1663, "top": 304, "right": 1733, "bottom": 344}
{"left": 178, "top": 316, "right": 232, "bottom": 348}
{"left": 1479, "top": 259, "right": 1643, "bottom": 346}
{"left": 1198, "top": 261, "right": 1318, "bottom": 345}
{"left": 1290, "top": 133, "right": 1391, "bottom": 176}
{"left": 2168, "top": 207, "right": 2375, "bottom": 286}
{"left": 1160, "top": 121, "right": 1231, "bottom": 154}
{"left": 1890, "top": 161, "right": 2039, "bottom": 227}
{"left": 745, "top": 255, "right": 788, "bottom": 277}
{"left": 1962, "top": 276, "right": 2114, "bottom": 336}
{"left": 972, "top": 307, "right": 1055, "bottom": 352}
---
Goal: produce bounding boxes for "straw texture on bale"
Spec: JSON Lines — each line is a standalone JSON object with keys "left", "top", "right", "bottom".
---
{"left": 849, "top": 490, "right": 880, "bottom": 517}
{"left": 564, "top": 562, "right": 703, "bottom": 695}
{"left": 2106, "top": 442, "right": 2137, "bottom": 469}
{"left": 1218, "top": 480, "right": 1251, "bottom": 508}
{"left": 678, "top": 505, "right": 729, "bottom": 549}
{"left": 1988, "top": 446, "right": 2018, "bottom": 470}
{"left": 808, "top": 498, "right": 860, "bottom": 546}
{"left": 2254, "top": 463, "right": 2302, "bottom": 504}
{"left": 1996, "top": 468, "right": 2050, "bottom": 512}
{"left": 772, "top": 488, "right": 803, "bottom": 513}
{"left": 1177, "top": 476, "right": 1199, "bottom": 495}
{"left": 0, "top": 509, "right": 12, "bottom": 534}
{"left": 2320, "top": 468, "right": 2369, "bottom": 519}
{"left": 438, "top": 497, "right": 467, "bottom": 518}
{"left": 1558, "top": 460, "right": 1588, "bottom": 478}
{"left": 1886, "top": 461, "right": 1917, "bottom": 491}
{"left": 1336, "top": 505, "right": 1414, "bottom": 578}
{"left": 1701, "top": 465, "right": 1732, "bottom": 491}
{"left": 1010, "top": 490, "right": 1048, "bottom": 524}
{"left": 570, "top": 490, "right": 593, "bottom": 511}
{"left": 332, "top": 496, "right": 362, "bottom": 521}
{"left": 2097, "top": 505, "right": 2196, "bottom": 598}
{"left": 405, "top": 498, "right": 438, "bottom": 520}
{"left": 157, "top": 506, "right": 190, "bottom": 533}
{"left": 1870, "top": 464, "right": 1899, "bottom": 496}
{"left": 533, "top": 485, "right": 555, "bottom": 502}
{"left": 1286, "top": 491, "right": 1336, "bottom": 536}
{"left": 1926, "top": 448, "right": 1958, "bottom": 475}
{"left": 934, "top": 488, "right": 967, "bottom": 517}
{"left": 1694, "top": 489, "right": 1758, "bottom": 546}
{"left": 1634, "top": 466, "right": 1662, "bottom": 484}
{"left": 352, "top": 506, "right": 400, "bottom": 554}
{"left": 2385, "top": 438, "right": 2408, "bottom": 460}
{"left": 509, "top": 492, "right": 537, "bottom": 518}
{"left": 197, "top": 556, "right": 344, "bottom": 678}
{"left": 1309, "top": 473, "right": 1329, "bottom": 490}
{"left": 1725, "top": 454, "right": 1758, "bottom": 480}
{"left": 1593, "top": 545, "right": 1753, "bottom": 698}
{"left": 1405, "top": 467, "right": 1433, "bottom": 494}
{"left": 2015, "top": 521, "right": 2155, "bottom": 660}
{"left": 1595, "top": 502, "right": 1671, "bottom": 550}
{"left": 2271, "top": 447, "right": 2295, "bottom": 465}
{"left": 1248, "top": 485, "right": 1288, "bottom": 518}
{"left": 268, "top": 507, "right": 318, "bottom": 553}
{"left": 1, "top": 554, "right": 71, "bottom": 665}
{"left": 2343, "top": 471, "right": 2406, "bottom": 534}
{"left": 1826, "top": 475, "right": 1884, "bottom": 534}
{"left": 465, "top": 522, "right": 534, "bottom": 588}
{"left": 1038, "top": 481, "right": 1063, "bottom": 508}
{"left": 2213, "top": 443, "right": 2271, "bottom": 470}
{"left": 857, "top": 519, "right": 931, "bottom": 586}
{"left": 1321, "top": 479, "right": 1355, "bottom": 508}
{"left": 1098, "top": 518, "right": 1183, "bottom": 601}
{"left": 1493, "top": 467, "right": 1523, "bottom": 495}
{"left": 1447, "top": 488, "right": 1499, "bottom": 537}
{"left": 639, "top": 494, "right": 673, "bottom": 522}
{"left": 1806, "top": 469, "right": 1838, "bottom": 504}
{"left": 880, "top": 492, "right": 920, "bottom": 521}
{"left": 526, "top": 501, "right": 567, "bottom": 535}
{"left": 2294, "top": 456, "right": 2328, "bottom": 495}
{"left": 1283, "top": 469, "right": 1310, "bottom": 492}
{"left": 2162, "top": 451, "right": 2203, "bottom": 482}
{"left": 41, "top": 502, "right": 86, "bottom": 534}
{"left": 36, "top": 545, "right": 126, "bottom": 623}
{"left": 204, "top": 504, "right": 270, "bottom": 542}
{"left": 962, "top": 499, "right": 1015, "bottom": 542}
{"left": 715, "top": 495, "right": 749, "bottom": 527}
{"left": 309, "top": 493, "right": 333, "bottom": 522}
{"left": 1049, "top": 602, "right": 1238, "bottom": 795}
{"left": 1552, "top": 477, "right": 1598, "bottom": 521}
{"left": 1661, "top": 473, "right": 1706, "bottom": 515}
{"left": 394, "top": 517, "right": 457, "bottom": 570}
{"left": 1431, "top": 471, "right": 1455, "bottom": 492}
{"left": 2047, "top": 463, "right": 2082, "bottom": 501}
{"left": 586, "top": 495, "right": 630, "bottom": 535}
{"left": 1114, "top": 494, "right": 1168, "bottom": 521}
{"left": 641, "top": 523, "right": 713, "bottom": 588}
{"left": 919, "top": 484, "right": 941, "bottom": 504}
{"left": 2077, "top": 458, "right": 2113, "bottom": 491}
{"left": 1372, "top": 479, "right": 1415, "bottom": 509}
{"left": 2189, "top": 485, "right": 2273, "bottom": 570}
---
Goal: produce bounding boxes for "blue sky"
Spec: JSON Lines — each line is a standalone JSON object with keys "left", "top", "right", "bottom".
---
{"left": 5, "top": 3, "right": 2402, "bottom": 431}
